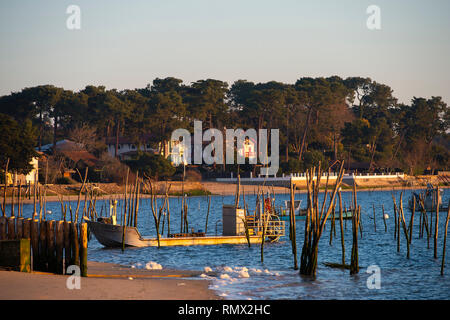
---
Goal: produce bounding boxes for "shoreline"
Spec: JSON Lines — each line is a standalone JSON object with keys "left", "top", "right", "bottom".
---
{"left": 0, "top": 261, "right": 220, "bottom": 300}
{"left": 2, "top": 182, "right": 448, "bottom": 204}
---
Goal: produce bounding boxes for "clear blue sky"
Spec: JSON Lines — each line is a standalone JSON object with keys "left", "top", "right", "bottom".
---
{"left": 1, "top": 0, "right": 449, "bottom": 104}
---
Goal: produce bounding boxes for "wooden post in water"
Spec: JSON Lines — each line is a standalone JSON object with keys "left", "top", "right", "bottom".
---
{"left": 409, "top": 196, "right": 415, "bottom": 245}
{"left": 399, "top": 194, "right": 410, "bottom": 259}
{"left": 18, "top": 183, "right": 21, "bottom": 217}
{"left": 434, "top": 187, "right": 440, "bottom": 259}
{"left": 33, "top": 175, "right": 37, "bottom": 220}
{"left": 0, "top": 216, "right": 6, "bottom": 240}
{"left": 382, "top": 204, "right": 387, "bottom": 232}
{"left": 23, "top": 218, "right": 31, "bottom": 239}
{"left": 16, "top": 217, "right": 24, "bottom": 239}
{"left": 166, "top": 194, "right": 171, "bottom": 236}
{"left": 392, "top": 194, "right": 400, "bottom": 252}
{"left": 260, "top": 193, "right": 268, "bottom": 263}
{"left": 46, "top": 220, "right": 56, "bottom": 273}
{"left": 39, "top": 220, "right": 48, "bottom": 271}
{"left": 205, "top": 195, "right": 211, "bottom": 234}
{"left": 70, "top": 223, "right": 79, "bottom": 267}
{"left": 11, "top": 186, "right": 15, "bottom": 217}
{"left": 393, "top": 196, "right": 397, "bottom": 240}
{"left": 55, "top": 221, "right": 64, "bottom": 274}
{"left": 350, "top": 184, "right": 360, "bottom": 275}
{"left": 338, "top": 190, "right": 345, "bottom": 266}
{"left": 7, "top": 216, "right": 16, "bottom": 240}
{"left": 1, "top": 159, "right": 8, "bottom": 217}
{"left": 122, "top": 169, "right": 129, "bottom": 251}
{"left": 299, "top": 162, "right": 345, "bottom": 278}
{"left": 30, "top": 220, "right": 39, "bottom": 270}
{"left": 79, "top": 223, "right": 88, "bottom": 277}
{"left": 290, "top": 182, "right": 298, "bottom": 270}
{"left": 441, "top": 203, "right": 450, "bottom": 275}
{"left": 63, "top": 221, "right": 71, "bottom": 273}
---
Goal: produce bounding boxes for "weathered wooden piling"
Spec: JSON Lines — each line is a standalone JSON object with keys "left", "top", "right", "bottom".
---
{"left": 55, "top": 221, "right": 64, "bottom": 274}
{"left": 350, "top": 185, "right": 360, "bottom": 275}
{"left": 399, "top": 194, "right": 411, "bottom": 259}
{"left": 299, "top": 162, "right": 345, "bottom": 278}
{"left": 338, "top": 190, "right": 346, "bottom": 266}
{"left": 441, "top": 203, "right": 450, "bottom": 275}
{"left": 23, "top": 218, "right": 31, "bottom": 239}
{"left": 290, "top": 183, "right": 298, "bottom": 270}
{"left": 38, "top": 220, "right": 47, "bottom": 271}
{"left": 46, "top": 220, "right": 56, "bottom": 273}
{"left": 30, "top": 220, "right": 39, "bottom": 270}
{"left": 393, "top": 197, "right": 398, "bottom": 240}
{"left": 205, "top": 195, "right": 211, "bottom": 234}
{"left": 434, "top": 187, "right": 440, "bottom": 259}
{"left": 7, "top": 216, "right": 16, "bottom": 240}
{"left": 70, "top": 222, "right": 80, "bottom": 267}
{"left": 382, "top": 204, "right": 387, "bottom": 232}
{"left": 79, "top": 223, "right": 88, "bottom": 277}
{"left": 11, "top": 186, "right": 15, "bottom": 217}
{"left": 408, "top": 196, "right": 415, "bottom": 245}
{"left": 2, "top": 159, "right": 9, "bottom": 217}
{"left": 64, "top": 221, "right": 71, "bottom": 272}
{"left": 0, "top": 216, "right": 6, "bottom": 240}
{"left": 16, "top": 217, "right": 24, "bottom": 239}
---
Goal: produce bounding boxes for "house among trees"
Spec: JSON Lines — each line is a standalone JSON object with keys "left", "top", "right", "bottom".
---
{"left": 105, "top": 136, "right": 157, "bottom": 160}
{"left": 6, "top": 155, "right": 40, "bottom": 185}
{"left": 38, "top": 139, "right": 101, "bottom": 181}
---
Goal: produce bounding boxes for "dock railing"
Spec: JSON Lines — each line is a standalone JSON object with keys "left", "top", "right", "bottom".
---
{"left": 246, "top": 214, "right": 285, "bottom": 239}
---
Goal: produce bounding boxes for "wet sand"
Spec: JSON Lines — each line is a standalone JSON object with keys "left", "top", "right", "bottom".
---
{"left": 0, "top": 261, "right": 220, "bottom": 300}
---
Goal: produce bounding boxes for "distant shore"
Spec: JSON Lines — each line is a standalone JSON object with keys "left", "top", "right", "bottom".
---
{"left": 0, "top": 261, "right": 219, "bottom": 300}
{"left": 1, "top": 180, "right": 449, "bottom": 204}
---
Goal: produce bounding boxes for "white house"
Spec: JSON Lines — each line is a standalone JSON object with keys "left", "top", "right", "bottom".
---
{"left": 105, "top": 136, "right": 158, "bottom": 160}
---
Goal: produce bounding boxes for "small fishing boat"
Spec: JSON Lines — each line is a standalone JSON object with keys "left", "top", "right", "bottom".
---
{"left": 278, "top": 199, "right": 353, "bottom": 220}
{"left": 85, "top": 205, "right": 285, "bottom": 248}
{"left": 277, "top": 209, "right": 353, "bottom": 221}
{"left": 284, "top": 200, "right": 302, "bottom": 215}
{"left": 408, "top": 184, "right": 447, "bottom": 212}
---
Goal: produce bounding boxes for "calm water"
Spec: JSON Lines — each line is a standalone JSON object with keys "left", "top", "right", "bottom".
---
{"left": 10, "top": 188, "right": 450, "bottom": 300}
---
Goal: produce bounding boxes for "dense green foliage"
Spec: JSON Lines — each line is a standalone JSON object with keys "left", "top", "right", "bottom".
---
{"left": 0, "top": 113, "right": 38, "bottom": 174}
{"left": 124, "top": 153, "right": 175, "bottom": 180}
{"left": 0, "top": 76, "right": 448, "bottom": 176}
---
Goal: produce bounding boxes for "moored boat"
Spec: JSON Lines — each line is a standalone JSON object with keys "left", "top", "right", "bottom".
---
{"left": 86, "top": 204, "right": 285, "bottom": 248}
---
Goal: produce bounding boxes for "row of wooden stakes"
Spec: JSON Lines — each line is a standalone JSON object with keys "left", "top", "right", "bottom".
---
{"left": 0, "top": 216, "right": 88, "bottom": 276}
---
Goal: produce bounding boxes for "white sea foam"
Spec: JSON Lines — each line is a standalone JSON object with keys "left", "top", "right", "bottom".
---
{"left": 238, "top": 270, "right": 250, "bottom": 278}
{"left": 249, "top": 268, "right": 262, "bottom": 273}
{"left": 145, "top": 261, "right": 163, "bottom": 270}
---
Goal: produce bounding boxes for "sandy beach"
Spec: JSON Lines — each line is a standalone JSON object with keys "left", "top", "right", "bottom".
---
{"left": 0, "top": 261, "right": 220, "bottom": 300}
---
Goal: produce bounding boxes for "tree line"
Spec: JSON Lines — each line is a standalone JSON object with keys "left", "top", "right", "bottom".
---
{"left": 0, "top": 76, "right": 448, "bottom": 177}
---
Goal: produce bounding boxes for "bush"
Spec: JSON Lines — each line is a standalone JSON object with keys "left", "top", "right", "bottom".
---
{"left": 281, "top": 159, "right": 303, "bottom": 174}
{"left": 99, "top": 153, "right": 132, "bottom": 184}
{"left": 124, "top": 153, "right": 175, "bottom": 180}
{"left": 303, "top": 150, "right": 326, "bottom": 169}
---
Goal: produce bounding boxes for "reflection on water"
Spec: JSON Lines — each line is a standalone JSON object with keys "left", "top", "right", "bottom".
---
{"left": 11, "top": 188, "right": 450, "bottom": 299}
